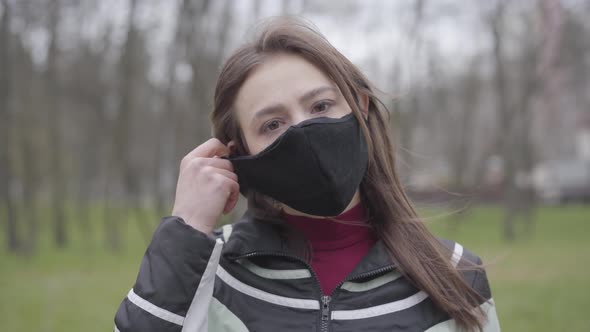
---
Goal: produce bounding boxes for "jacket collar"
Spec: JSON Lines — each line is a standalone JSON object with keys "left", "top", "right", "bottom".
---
{"left": 222, "top": 211, "right": 290, "bottom": 258}
{"left": 223, "top": 211, "right": 397, "bottom": 279}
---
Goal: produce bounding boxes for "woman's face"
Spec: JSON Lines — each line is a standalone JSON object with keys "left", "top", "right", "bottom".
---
{"left": 232, "top": 53, "right": 361, "bottom": 217}
{"left": 234, "top": 53, "right": 353, "bottom": 155}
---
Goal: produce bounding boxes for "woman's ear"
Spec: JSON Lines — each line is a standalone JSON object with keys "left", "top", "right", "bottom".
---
{"left": 227, "top": 140, "right": 237, "bottom": 156}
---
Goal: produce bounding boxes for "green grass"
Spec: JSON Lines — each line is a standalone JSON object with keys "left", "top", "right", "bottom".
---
{"left": 426, "top": 205, "right": 590, "bottom": 331}
{"left": 0, "top": 208, "right": 152, "bottom": 332}
{"left": 1, "top": 205, "right": 589, "bottom": 331}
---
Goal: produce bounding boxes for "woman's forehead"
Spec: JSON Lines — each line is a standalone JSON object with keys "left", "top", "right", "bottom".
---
{"left": 233, "top": 53, "right": 337, "bottom": 126}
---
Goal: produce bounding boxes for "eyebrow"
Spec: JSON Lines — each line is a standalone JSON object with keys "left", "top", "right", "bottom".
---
{"left": 250, "top": 86, "right": 338, "bottom": 126}
{"left": 299, "top": 86, "right": 338, "bottom": 104}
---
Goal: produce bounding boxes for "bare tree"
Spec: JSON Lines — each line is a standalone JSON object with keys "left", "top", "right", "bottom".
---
{"left": 537, "top": 0, "right": 565, "bottom": 160}
{"left": 68, "top": 5, "right": 112, "bottom": 250}
{"left": 105, "top": 0, "right": 154, "bottom": 250}
{"left": 45, "top": 0, "right": 68, "bottom": 247}
{"left": 17, "top": 27, "right": 40, "bottom": 253}
{"left": 0, "top": 0, "right": 20, "bottom": 252}
{"left": 155, "top": 0, "right": 200, "bottom": 218}
{"left": 188, "top": 0, "right": 214, "bottom": 146}
{"left": 489, "top": 0, "right": 542, "bottom": 240}
{"left": 396, "top": 0, "right": 426, "bottom": 163}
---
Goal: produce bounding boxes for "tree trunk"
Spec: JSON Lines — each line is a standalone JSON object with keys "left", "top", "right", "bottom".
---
{"left": 46, "top": 0, "right": 67, "bottom": 248}
{"left": 0, "top": 0, "right": 20, "bottom": 252}
{"left": 490, "top": 1, "right": 518, "bottom": 241}
{"left": 19, "top": 49, "right": 39, "bottom": 253}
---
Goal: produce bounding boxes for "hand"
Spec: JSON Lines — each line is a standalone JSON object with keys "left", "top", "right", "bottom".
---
{"left": 171, "top": 138, "right": 239, "bottom": 234}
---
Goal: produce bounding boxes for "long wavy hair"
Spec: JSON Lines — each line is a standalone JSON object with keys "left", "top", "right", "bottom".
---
{"left": 210, "top": 17, "right": 486, "bottom": 331}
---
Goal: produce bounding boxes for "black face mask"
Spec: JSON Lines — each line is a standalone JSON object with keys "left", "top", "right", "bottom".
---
{"left": 227, "top": 113, "right": 368, "bottom": 216}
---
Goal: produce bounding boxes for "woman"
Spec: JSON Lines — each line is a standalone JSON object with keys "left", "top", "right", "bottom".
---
{"left": 114, "top": 18, "right": 500, "bottom": 332}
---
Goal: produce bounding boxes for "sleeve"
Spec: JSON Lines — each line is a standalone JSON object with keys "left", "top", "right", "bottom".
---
{"left": 445, "top": 240, "right": 501, "bottom": 332}
{"left": 114, "top": 216, "right": 224, "bottom": 332}
{"left": 470, "top": 256, "right": 501, "bottom": 332}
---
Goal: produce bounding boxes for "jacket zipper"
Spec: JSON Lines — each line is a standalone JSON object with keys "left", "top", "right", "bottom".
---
{"left": 320, "top": 265, "right": 395, "bottom": 332}
{"left": 321, "top": 295, "right": 331, "bottom": 332}
{"left": 234, "top": 252, "right": 397, "bottom": 332}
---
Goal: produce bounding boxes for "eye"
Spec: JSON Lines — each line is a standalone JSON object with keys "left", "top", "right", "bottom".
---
{"left": 261, "top": 119, "right": 282, "bottom": 133}
{"left": 312, "top": 100, "right": 332, "bottom": 114}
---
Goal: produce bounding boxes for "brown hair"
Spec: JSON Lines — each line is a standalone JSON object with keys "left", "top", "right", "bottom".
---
{"left": 211, "top": 17, "right": 486, "bottom": 331}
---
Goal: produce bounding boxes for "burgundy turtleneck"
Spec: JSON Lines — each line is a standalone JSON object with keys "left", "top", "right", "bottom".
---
{"left": 282, "top": 203, "right": 377, "bottom": 295}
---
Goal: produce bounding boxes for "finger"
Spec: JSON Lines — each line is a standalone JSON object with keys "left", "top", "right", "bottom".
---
{"left": 223, "top": 179, "right": 240, "bottom": 215}
{"left": 213, "top": 167, "right": 238, "bottom": 183}
{"left": 203, "top": 157, "right": 235, "bottom": 172}
{"left": 186, "top": 138, "right": 230, "bottom": 160}
{"left": 182, "top": 154, "right": 235, "bottom": 173}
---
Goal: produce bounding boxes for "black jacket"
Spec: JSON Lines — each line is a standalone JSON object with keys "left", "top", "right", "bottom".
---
{"left": 114, "top": 213, "right": 500, "bottom": 332}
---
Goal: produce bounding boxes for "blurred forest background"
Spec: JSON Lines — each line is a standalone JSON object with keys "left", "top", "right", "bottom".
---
{"left": 0, "top": 0, "right": 589, "bottom": 331}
